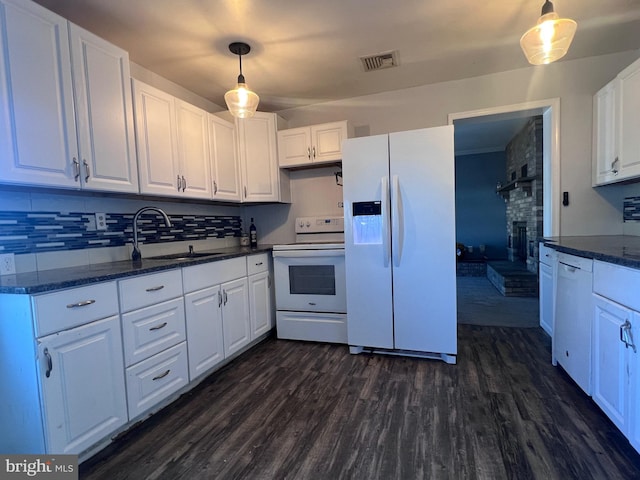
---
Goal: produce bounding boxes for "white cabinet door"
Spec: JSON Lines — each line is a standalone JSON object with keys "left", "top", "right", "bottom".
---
{"left": 185, "top": 286, "right": 225, "bottom": 380}
{"left": 209, "top": 114, "right": 241, "bottom": 202}
{"left": 221, "top": 277, "right": 250, "bottom": 357}
{"left": 592, "top": 80, "right": 619, "bottom": 186}
{"left": 0, "top": 0, "right": 77, "bottom": 188}
{"left": 618, "top": 58, "right": 640, "bottom": 181}
{"left": 311, "top": 121, "right": 349, "bottom": 163}
{"left": 629, "top": 310, "right": 640, "bottom": 453}
{"left": 38, "top": 315, "right": 127, "bottom": 455}
{"left": 539, "top": 260, "right": 554, "bottom": 336}
{"left": 277, "top": 127, "right": 311, "bottom": 167}
{"left": 133, "top": 79, "right": 180, "bottom": 196}
{"left": 69, "top": 23, "right": 138, "bottom": 193}
{"left": 592, "top": 294, "right": 630, "bottom": 433}
{"left": 175, "top": 100, "right": 212, "bottom": 199}
{"left": 237, "top": 112, "right": 281, "bottom": 202}
{"left": 248, "top": 271, "right": 272, "bottom": 339}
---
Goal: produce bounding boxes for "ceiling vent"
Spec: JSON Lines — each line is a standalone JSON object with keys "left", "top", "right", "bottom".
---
{"left": 359, "top": 50, "right": 399, "bottom": 72}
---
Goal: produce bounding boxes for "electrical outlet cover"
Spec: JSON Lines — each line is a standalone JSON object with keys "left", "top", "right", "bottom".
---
{"left": 0, "top": 253, "right": 16, "bottom": 275}
{"left": 95, "top": 213, "right": 107, "bottom": 231}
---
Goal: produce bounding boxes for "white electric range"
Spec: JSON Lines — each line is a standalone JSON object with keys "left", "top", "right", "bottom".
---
{"left": 272, "top": 216, "right": 347, "bottom": 343}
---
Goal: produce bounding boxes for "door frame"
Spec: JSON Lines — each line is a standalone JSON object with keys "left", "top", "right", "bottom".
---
{"left": 448, "top": 98, "right": 560, "bottom": 237}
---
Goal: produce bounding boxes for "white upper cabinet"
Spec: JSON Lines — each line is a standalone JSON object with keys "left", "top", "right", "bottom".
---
{"left": 134, "top": 80, "right": 212, "bottom": 199}
{"left": 0, "top": 0, "right": 138, "bottom": 192}
{"left": 0, "top": 0, "right": 77, "bottom": 188}
{"left": 69, "top": 24, "right": 138, "bottom": 193}
{"left": 133, "top": 80, "right": 180, "bottom": 196}
{"left": 237, "top": 112, "right": 290, "bottom": 202}
{"left": 278, "top": 120, "right": 353, "bottom": 168}
{"left": 208, "top": 114, "right": 241, "bottom": 202}
{"left": 593, "top": 57, "right": 640, "bottom": 186}
{"left": 175, "top": 100, "right": 212, "bottom": 198}
{"left": 617, "top": 59, "right": 640, "bottom": 181}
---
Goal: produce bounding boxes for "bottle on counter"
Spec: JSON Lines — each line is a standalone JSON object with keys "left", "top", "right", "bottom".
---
{"left": 249, "top": 218, "right": 257, "bottom": 248}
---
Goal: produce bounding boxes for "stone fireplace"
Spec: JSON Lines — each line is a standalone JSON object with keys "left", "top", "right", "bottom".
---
{"left": 500, "top": 116, "right": 543, "bottom": 274}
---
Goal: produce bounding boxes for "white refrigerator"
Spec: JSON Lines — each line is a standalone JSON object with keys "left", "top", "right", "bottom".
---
{"left": 342, "top": 126, "right": 457, "bottom": 364}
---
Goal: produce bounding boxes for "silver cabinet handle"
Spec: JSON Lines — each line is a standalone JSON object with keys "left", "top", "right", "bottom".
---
{"left": 44, "top": 347, "right": 53, "bottom": 378}
{"left": 182, "top": 175, "right": 186, "bottom": 192}
{"left": 307, "top": 147, "right": 311, "bottom": 160}
{"left": 83, "top": 159, "right": 90, "bottom": 182}
{"left": 223, "top": 290, "right": 228, "bottom": 305}
{"left": 177, "top": 175, "right": 182, "bottom": 191}
{"left": 218, "top": 290, "right": 223, "bottom": 307}
{"left": 255, "top": 261, "right": 263, "bottom": 266}
{"left": 149, "top": 322, "right": 168, "bottom": 331}
{"left": 213, "top": 180, "right": 218, "bottom": 194}
{"left": 612, "top": 157, "right": 619, "bottom": 175}
{"left": 73, "top": 157, "right": 80, "bottom": 181}
{"left": 146, "top": 285, "right": 165, "bottom": 292}
{"left": 620, "top": 320, "right": 637, "bottom": 353}
{"left": 152, "top": 369, "right": 170, "bottom": 381}
{"left": 312, "top": 146, "right": 316, "bottom": 159}
{"left": 66, "top": 299, "right": 95, "bottom": 308}
{"left": 244, "top": 186, "right": 247, "bottom": 198}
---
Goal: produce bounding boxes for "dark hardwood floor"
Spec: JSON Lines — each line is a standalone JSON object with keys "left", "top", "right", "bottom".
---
{"left": 80, "top": 326, "right": 640, "bottom": 480}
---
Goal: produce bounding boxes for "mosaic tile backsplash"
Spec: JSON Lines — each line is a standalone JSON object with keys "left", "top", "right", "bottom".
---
{"left": 0, "top": 211, "right": 241, "bottom": 255}
{"left": 624, "top": 197, "right": 640, "bottom": 222}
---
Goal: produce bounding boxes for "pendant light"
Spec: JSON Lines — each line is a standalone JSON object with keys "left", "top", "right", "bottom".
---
{"left": 520, "top": 0, "right": 577, "bottom": 65}
{"left": 224, "top": 42, "right": 260, "bottom": 118}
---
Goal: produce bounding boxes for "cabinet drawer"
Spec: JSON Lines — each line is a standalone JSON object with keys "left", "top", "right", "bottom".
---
{"left": 182, "top": 257, "right": 246, "bottom": 293}
{"left": 125, "top": 341, "right": 189, "bottom": 419}
{"left": 121, "top": 297, "right": 186, "bottom": 366}
{"left": 119, "top": 269, "right": 183, "bottom": 313}
{"left": 33, "top": 282, "right": 118, "bottom": 337}
{"left": 247, "top": 253, "right": 269, "bottom": 275}
{"left": 594, "top": 260, "right": 640, "bottom": 311}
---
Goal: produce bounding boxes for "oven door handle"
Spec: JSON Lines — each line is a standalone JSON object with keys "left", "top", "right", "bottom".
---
{"left": 272, "top": 249, "right": 344, "bottom": 258}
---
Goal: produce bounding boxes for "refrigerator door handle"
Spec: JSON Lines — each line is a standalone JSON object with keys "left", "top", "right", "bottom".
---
{"left": 392, "top": 175, "right": 404, "bottom": 267}
{"left": 382, "top": 176, "right": 391, "bottom": 267}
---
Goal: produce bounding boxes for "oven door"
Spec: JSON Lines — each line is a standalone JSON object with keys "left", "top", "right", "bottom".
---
{"left": 273, "top": 249, "right": 346, "bottom": 313}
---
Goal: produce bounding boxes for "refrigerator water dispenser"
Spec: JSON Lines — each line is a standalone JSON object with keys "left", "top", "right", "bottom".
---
{"left": 352, "top": 201, "right": 382, "bottom": 244}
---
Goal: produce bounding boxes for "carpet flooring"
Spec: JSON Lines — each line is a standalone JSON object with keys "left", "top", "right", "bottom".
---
{"left": 457, "top": 276, "right": 540, "bottom": 328}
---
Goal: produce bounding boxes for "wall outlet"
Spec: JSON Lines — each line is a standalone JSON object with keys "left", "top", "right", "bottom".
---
{"left": 95, "top": 213, "right": 107, "bottom": 231}
{"left": 0, "top": 253, "right": 16, "bottom": 275}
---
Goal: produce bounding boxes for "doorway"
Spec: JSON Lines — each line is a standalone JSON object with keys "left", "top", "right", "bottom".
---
{"left": 448, "top": 99, "right": 559, "bottom": 327}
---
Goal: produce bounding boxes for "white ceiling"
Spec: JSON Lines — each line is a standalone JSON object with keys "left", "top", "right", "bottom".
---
{"left": 32, "top": 0, "right": 640, "bottom": 114}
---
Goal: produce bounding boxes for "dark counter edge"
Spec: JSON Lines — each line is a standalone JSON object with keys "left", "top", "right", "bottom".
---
{"left": 541, "top": 235, "right": 640, "bottom": 270}
{"left": 0, "top": 245, "right": 274, "bottom": 295}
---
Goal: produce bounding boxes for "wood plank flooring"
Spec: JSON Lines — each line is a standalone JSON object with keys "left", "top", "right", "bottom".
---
{"left": 80, "top": 327, "right": 640, "bottom": 480}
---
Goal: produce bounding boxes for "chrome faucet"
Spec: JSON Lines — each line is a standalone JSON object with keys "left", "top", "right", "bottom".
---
{"left": 131, "top": 206, "right": 172, "bottom": 261}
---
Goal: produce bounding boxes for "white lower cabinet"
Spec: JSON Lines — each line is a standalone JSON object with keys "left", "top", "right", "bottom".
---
{"left": 125, "top": 342, "right": 189, "bottom": 419}
{"left": 183, "top": 257, "right": 252, "bottom": 379}
{"left": 247, "top": 253, "right": 273, "bottom": 340}
{"left": 184, "top": 285, "right": 225, "bottom": 380}
{"left": 119, "top": 269, "right": 188, "bottom": 419}
{"left": 592, "top": 260, "right": 640, "bottom": 453}
{"left": 592, "top": 294, "right": 633, "bottom": 433}
{"left": 221, "top": 277, "right": 251, "bottom": 357}
{"left": 538, "top": 243, "right": 556, "bottom": 336}
{"left": 38, "top": 315, "right": 128, "bottom": 455}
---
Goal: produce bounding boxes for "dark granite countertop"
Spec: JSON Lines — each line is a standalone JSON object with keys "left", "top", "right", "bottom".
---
{"left": 542, "top": 235, "right": 640, "bottom": 269}
{"left": 0, "top": 245, "right": 273, "bottom": 295}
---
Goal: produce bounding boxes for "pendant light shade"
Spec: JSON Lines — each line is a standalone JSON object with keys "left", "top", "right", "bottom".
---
{"left": 520, "top": 0, "right": 577, "bottom": 65}
{"left": 224, "top": 42, "right": 260, "bottom": 118}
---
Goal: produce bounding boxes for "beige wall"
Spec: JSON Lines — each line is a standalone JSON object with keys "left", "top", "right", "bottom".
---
{"left": 276, "top": 50, "right": 640, "bottom": 237}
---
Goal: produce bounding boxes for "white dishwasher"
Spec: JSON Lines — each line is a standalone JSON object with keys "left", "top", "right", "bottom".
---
{"left": 553, "top": 252, "right": 593, "bottom": 395}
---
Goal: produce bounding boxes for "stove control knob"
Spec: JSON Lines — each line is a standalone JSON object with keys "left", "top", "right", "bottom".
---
{"left": 299, "top": 220, "right": 304, "bottom": 228}
{"left": 305, "top": 221, "right": 311, "bottom": 227}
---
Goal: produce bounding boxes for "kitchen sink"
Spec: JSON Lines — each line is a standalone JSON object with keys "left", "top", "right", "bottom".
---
{"left": 146, "top": 252, "right": 225, "bottom": 261}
